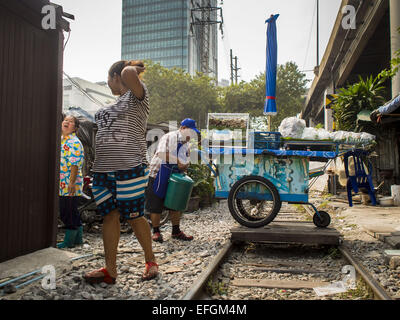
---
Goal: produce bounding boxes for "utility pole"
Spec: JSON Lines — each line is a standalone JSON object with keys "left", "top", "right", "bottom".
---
{"left": 230, "top": 49, "right": 234, "bottom": 84}
{"left": 190, "top": 0, "right": 223, "bottom": 76}
{"left": 230, "top": 49, "right": 240, "bottom": 85}
{"left": 313, "top": 0, "right": 320, "bottom": 76}
{"left": 234, "top": 56, "right": 239, "bottom": 84}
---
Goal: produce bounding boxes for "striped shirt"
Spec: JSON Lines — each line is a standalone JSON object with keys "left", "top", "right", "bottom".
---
{"left": 93, "top": 83, "right": 149, "bottom": 173}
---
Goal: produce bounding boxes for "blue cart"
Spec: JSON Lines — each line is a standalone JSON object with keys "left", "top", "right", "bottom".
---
{"left": 201, "top": 133, "right": 340, "bottom": 228}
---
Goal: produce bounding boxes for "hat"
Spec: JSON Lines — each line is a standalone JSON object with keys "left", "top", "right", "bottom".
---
{"left": 180, "top": 118, "right": 200, "bottom": 134}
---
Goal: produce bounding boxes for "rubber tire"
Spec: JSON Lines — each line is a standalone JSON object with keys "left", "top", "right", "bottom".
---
{"left": 313, "top": 211, "right": 331, "bottom": 228}
{"left": 228, "top": 176, "right": 281, "bottom": 228}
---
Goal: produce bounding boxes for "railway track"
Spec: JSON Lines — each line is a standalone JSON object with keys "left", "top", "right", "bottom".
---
{"left": 182, "top": 239, "right": 394, "bottom": 301}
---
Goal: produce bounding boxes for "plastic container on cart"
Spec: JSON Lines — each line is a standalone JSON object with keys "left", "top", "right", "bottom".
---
{"left": 249, "top": 132, "right": 281, "bottom": 150}
{"left": 207, "top": 113, "right": 250, "bottom": 148}
{"left": 164, "top": 173, "right": 194, "bottom": 212}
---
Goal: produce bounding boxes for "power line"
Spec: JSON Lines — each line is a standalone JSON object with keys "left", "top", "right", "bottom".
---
{"left": 63, "top": 30, "right": 71, "bottom": 51}
{"left": 302, "top": 0, "right": 317, "bottom": 72}
{"left": 63, "top": 71, "right": 106, "bottom": 107}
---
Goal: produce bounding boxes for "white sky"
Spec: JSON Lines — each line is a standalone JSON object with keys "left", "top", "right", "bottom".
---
{"left": 55, "top": 0, "right": 342, "bottom": 84}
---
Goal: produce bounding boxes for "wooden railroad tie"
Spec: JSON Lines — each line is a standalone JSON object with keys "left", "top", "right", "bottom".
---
{"left": 231, "top": 279, "right": 328, "bottom": 289}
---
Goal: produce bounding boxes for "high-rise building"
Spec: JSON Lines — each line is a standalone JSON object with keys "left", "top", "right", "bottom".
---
{"left": 121, "top": 0, "right": 221, "bottom": 79}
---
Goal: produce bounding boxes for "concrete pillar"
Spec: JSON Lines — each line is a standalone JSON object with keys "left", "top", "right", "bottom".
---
{"left": 324, "top": 83, "right": 335, "bottom": 131}
{"left": 390, "top": 0, "right": 400, "bottom": 96}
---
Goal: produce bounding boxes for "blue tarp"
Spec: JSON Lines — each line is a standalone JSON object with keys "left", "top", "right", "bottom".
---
{"left": 264, "top": 14, "right": 279, "bottom": 116}
{"left": 378, "top": 93, "right": 400, "bottom": 115}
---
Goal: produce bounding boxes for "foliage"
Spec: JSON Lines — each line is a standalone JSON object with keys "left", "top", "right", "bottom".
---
{"left": 206, "top": 279, "right": 228, "bottom": 296}
{"left": 141, "top": 60, "right": 308, "bottom": 131}
{"left": 331, "top": 28, "right": 399, "bottom": 135}
{"left": 338, "top": 279, "right": 374, "bottom": 300}
{"left": 218, "top": 62, "right": 309, "bottom": 131}
{"left": 325, "top": 247, "right": 342, "bottom": 260}
{"left": 332, "top": 75, "right": 386, "bottom": 133}
{"left": 142, "top": 61, "right": 220, "bottom": 127}
{"left": 187, "top": 164, "right": 214, "bottom": 200}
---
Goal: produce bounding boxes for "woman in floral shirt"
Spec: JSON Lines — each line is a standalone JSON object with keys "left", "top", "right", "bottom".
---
{"left": 58, "top": 115, "right": 84, "bottom": 248}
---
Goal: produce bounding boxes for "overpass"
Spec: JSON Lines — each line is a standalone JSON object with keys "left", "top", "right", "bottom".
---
{"left": 302, "top": 0, "right": 400, "bottom": 126}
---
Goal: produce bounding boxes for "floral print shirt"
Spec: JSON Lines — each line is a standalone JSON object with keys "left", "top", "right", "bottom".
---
{"left": 60, "top": 133, "right": 84, "bottom": 196}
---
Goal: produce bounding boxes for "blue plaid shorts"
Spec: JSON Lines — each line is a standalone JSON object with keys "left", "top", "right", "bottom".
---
{"left": 92, "top": 165, "right": 149, "bottom": 220}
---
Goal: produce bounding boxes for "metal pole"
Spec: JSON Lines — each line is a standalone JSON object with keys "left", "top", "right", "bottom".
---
{"left": 234, "top": 56, "right": 238, "bottom": 84}
{"left": 230, "top": 49, "right": 234, "bottom": 85}
{"left": 268, "top": 115, "right": 272, "bottom": 132}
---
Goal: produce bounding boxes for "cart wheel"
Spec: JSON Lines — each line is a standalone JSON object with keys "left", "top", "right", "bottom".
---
{"left": 228, "top": 176, "right": 281, "bottom": 228}
{"left": 313, "top": 211, "right": 331, "bottom": 228}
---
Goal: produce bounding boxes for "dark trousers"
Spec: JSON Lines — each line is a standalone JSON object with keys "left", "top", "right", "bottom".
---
{"left": 59, "top": 196, "right": 82, "bottom": 230}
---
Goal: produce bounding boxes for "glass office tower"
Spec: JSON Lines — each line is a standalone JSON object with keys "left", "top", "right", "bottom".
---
{"left": 121, "top": 0, "right": 218, "bottom": 79}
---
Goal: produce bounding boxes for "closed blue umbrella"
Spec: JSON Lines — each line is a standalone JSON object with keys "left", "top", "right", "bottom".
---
{"left": 264, "top": 14, "right": 280, "bottom": 119}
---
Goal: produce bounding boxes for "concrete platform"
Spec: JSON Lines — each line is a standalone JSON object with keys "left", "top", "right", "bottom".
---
{"left": 0, "top": 247, "right": 79, "bottom": 280}
{"left": 339, "top": 205, "right": 400, "bottom": 248}
{"left": 230, "top": 221, "right": 342, "bottom": 246}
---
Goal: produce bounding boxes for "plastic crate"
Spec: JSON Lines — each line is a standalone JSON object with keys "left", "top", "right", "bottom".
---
{"left": 250, "top": 132, "right": 281, "bottom": 150}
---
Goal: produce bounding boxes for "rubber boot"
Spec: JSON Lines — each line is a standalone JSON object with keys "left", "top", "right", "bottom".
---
{"left": 57, "top": 229, "right": 78, "bottom": 248}
{"left": 75, "top": 225, "right": 83, "bottom": 245}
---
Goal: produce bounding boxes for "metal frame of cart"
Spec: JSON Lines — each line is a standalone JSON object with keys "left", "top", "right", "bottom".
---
{"left": 200, "top": 140, "right": 370, "bottom": 229}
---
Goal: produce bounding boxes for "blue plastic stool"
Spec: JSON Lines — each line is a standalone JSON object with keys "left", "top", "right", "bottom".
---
{"left": 343, "top": 150, "right": 377, "bottom": 207}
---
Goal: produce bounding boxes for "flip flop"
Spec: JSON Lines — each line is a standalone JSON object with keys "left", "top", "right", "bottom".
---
{"left": 84, "top": 268, "right": 116, "bottom": 285}
{"left": 141, "top": 262, "right": 159, "bottom": 281}
{"left": 172, "top": 231, "right": 193, "bottom": 241}
{"left": 152, "top": 232, "right": 164, "bottom": 243}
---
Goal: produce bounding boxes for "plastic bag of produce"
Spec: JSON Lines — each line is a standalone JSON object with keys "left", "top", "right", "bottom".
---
{"left": 347, "top": 132, "right": 362, "bottom": 143}
{"left": 278, "top": 117, "right": 306, "bottom": 139}
{"left": 301, "top": 127, "right": 319, "bottom": 140}
{"left": 332, "top": 131, "right": 347, "bottom": 142}
{"left": 316, "top": 129, "right": 333, "bottom": 140}
{"left": 360, "top": 132, "right": 375, "bottom": 142}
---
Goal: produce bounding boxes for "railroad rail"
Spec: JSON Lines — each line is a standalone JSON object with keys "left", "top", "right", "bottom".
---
{"left": 182, "top": 238, "right": 394, "bottom": 301}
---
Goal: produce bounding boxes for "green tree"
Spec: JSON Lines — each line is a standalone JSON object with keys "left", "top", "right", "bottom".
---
{"left": 141, "top": 60, "right": 307, "bottom": 131}
{"left": 142, "top": 61, "right": 220, "bottom": 127}
{"left": 219, "top": 61, "right": 309, "bottom": 131}
{"left": 274, "top": 62, "right": 309, "bottom": 130}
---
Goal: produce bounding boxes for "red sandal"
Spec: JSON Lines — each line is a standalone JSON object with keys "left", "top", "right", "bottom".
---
{"left": 172, "top": 231, "right": 193, "bottom": 241}
{"left": 141, "top": 262, "right": 159, "bottom": 281}
{"left": 84, "top": 268, "right": 116, "bottom": 285}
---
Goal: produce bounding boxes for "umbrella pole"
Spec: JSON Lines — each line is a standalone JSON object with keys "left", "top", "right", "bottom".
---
{"left": 268, "top": 115, "right": 272, "bottom": 132}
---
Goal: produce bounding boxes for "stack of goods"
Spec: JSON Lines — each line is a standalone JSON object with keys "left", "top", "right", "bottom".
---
{"left": 207, "top": 114, "right": 249, "bottom": 146}
{"left": 278, "top": 117, "right": 375, "bottom": 144}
